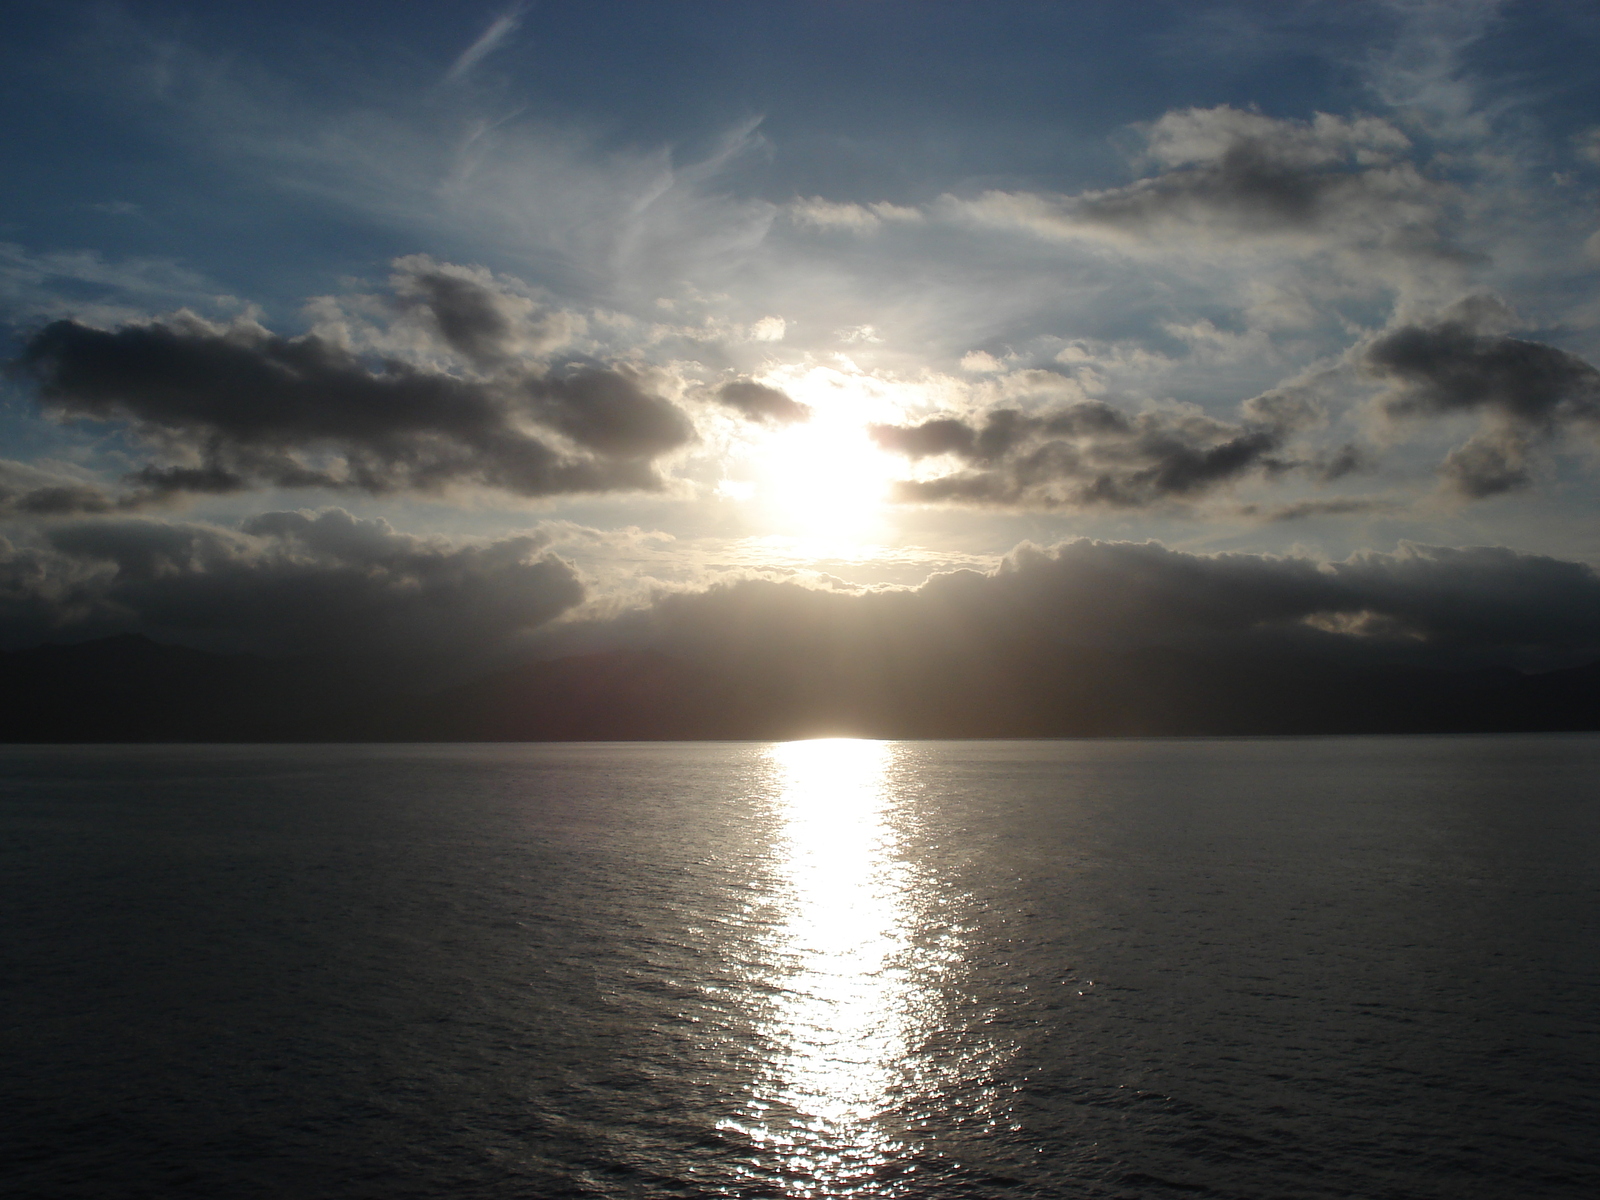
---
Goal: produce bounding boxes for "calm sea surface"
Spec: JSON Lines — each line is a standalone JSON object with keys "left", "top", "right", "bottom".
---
{"left": 3, "top": 737, "right": 1599, "bottom": 1199}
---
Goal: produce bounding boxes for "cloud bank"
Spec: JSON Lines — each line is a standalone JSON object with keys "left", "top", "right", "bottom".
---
{"left": 9, "top": 513, "right": 1595, "bottom": 679}
{"left": 0, "top": 508, "right": 584, "bottom": 667}
{"left": 616, "top": 537, "right": 1600, "bottom": 675}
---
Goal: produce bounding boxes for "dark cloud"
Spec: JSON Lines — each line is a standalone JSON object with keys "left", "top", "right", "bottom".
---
{"left": 869, "top": 400, "right": 1293, "bottom": 509}
{"left": 609, "top": 538, "right": 1600, "bottom": 678}
{"left": 7, "top": 531, "right": 1599, "bottom": 738}
{"left": 1436, "top": 435, "right": 1531, "bottom": 499}
{"left": 1085, "top": 113, "right": 1424, "bottom": 238}
{"left": 426, "top": 536, "right": 1600, "bottom": 738}
{"left": 535, "top": 368, "right": 693, "bottom": 458}
{"left": 715, "top": 379, "right": 810, "bottom": 424}
{"left": 1364, "top": 301, "right": 1600, "bottom": 497}
{"left": 400, "top": 269, "right": 517, "bottom": 365}
{"left": 872, "top": 302, "right": 1600, "bottom": 512}
{"left": 388, "top": 255, "right": 580, "bottom": 367}
{"left": 0, "top": 508, "right": 584, "bottom": 667}
{"left": 1369, "top": 312, "right": 1600, "bottom": 425}
{"left": 127, "top": 463, "right": 253, "bottom": 498}
{"left": 0, "top": 457, "right": 259, "bottom": 517}
{"left": 12, "top": 312, "right": 692, "bottom": 500}
{"left": 1309, "top": 442, "right": 1369, "bottom": 482}
{"left": 964, "top": 106, "right": 1457, "bottom": 260}
{"left": 871, "top": 416, "right": 979, "bottom": 459}
{"left": 0, "top": 460, "right": 125, "bottom": 517}
{"left": 1239, "top": 496, "right": 1398, "bottom": 522}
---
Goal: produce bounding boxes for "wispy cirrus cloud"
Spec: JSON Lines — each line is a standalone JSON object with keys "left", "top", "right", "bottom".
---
{"left": 442, "top": 5, "right": 527, "bottom": 84}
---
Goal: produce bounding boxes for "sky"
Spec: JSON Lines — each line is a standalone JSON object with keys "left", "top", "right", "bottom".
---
{"left": 4, "top": 0, "right": 1600, "bottom": 683}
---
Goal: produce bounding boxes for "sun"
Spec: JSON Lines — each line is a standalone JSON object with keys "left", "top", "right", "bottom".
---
{"left": 758, "top": 409, "right": 896, "bottom": 536}
{"left": 722, "top": 365, "right": 908, "bottom": 548}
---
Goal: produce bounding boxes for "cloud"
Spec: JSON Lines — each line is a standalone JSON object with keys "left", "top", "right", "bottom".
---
{"left": 869, "top": 397, "right": 1305, "bottom": 509}
{"left": 786, "top": 198, "right": 923, "bottom": 232}
{"left": 442, "top": 5, "right": 525, "bottom": 83}
{"left": 960, "top": 351, "right": 1004, "bottom": 373}
{"left": 14, "top": 10, "right": 1600, "bottom": 565}
{"left": 0, "top": 508, "right": 584, "bottom": 666}
{"left": 948, "top": 106, "right": 1454, "bottom": 261}
{"left": 386, "top": 255, "right": 584, "bottom": 366}
{"left": 1364, "top": 296, "right": 1600, "bottom": 496}
{"left": 10, "top": 527, "right": 1600, "bottom": 734}
{"left": 1365, "top": 0, "right": 1501, "bottom": 141}
{"left": 78, "top": 19, "right": 779, "bottom": 308}
{"left": 12, "top": 306, "right": 694, "bottom": 501}
{"left": 80, "top": 200, "right": 141, "bottom": 216}
{"left": 714, "top": 379, "right": 810, "bottom": 424}
{"left": 1577, "top": 127, "right": 1600, "bottom": 167}
{"left": 1237, "top": 496, "right": 1399, "bottom": 522}
{"left": 0, "top": 241, "right": 224, "bottom": 323}
{"left": 552, "top": 539, "right": 1600, "bottom": 715}
{"left": 747, "top": 316, "right": 786, "bottom": 342}
{"left": 0, "top": 460, "right": 127, "bottom": 517}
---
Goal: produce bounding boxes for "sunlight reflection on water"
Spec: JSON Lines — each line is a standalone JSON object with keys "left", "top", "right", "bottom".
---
{"left": 720, "top": 738, "right": 963, "bottom": 1197}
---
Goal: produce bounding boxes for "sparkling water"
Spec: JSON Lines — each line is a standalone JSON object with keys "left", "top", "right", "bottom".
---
{"left": 4, "top": 737, "right": 1598, "bottom": 1198}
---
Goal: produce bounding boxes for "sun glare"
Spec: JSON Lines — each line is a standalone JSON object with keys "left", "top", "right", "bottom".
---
{"left": 726, "top": 737, "right": 921, "bottom": 1189}
{"left": 760, "top": 417, "right": 894, "bottom": 536}
{"left": 724, "top": 366, "right": 907, "bottom": 548}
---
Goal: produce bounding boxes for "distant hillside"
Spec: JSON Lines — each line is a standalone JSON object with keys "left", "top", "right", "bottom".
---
{"left": 3, "top": 633, "right": 1599, "bottom": 742}
{"left": 0, "top": 635, "right": 377, "bottom": 742}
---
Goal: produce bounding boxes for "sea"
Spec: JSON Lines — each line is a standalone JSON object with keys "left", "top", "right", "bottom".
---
{"left": 3, "top": 736, "right": 1598, "bottom": 1199}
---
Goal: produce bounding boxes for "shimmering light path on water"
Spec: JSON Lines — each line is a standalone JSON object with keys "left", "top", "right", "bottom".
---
{"left": 726, "top": 738, "right": 923, "bottom": 1191}
{"left": 723, "top": 739, "right": 1003, "bottom": 1195}
{"left": 4, "top": 737, "right": 1599, "bottom": 1198}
